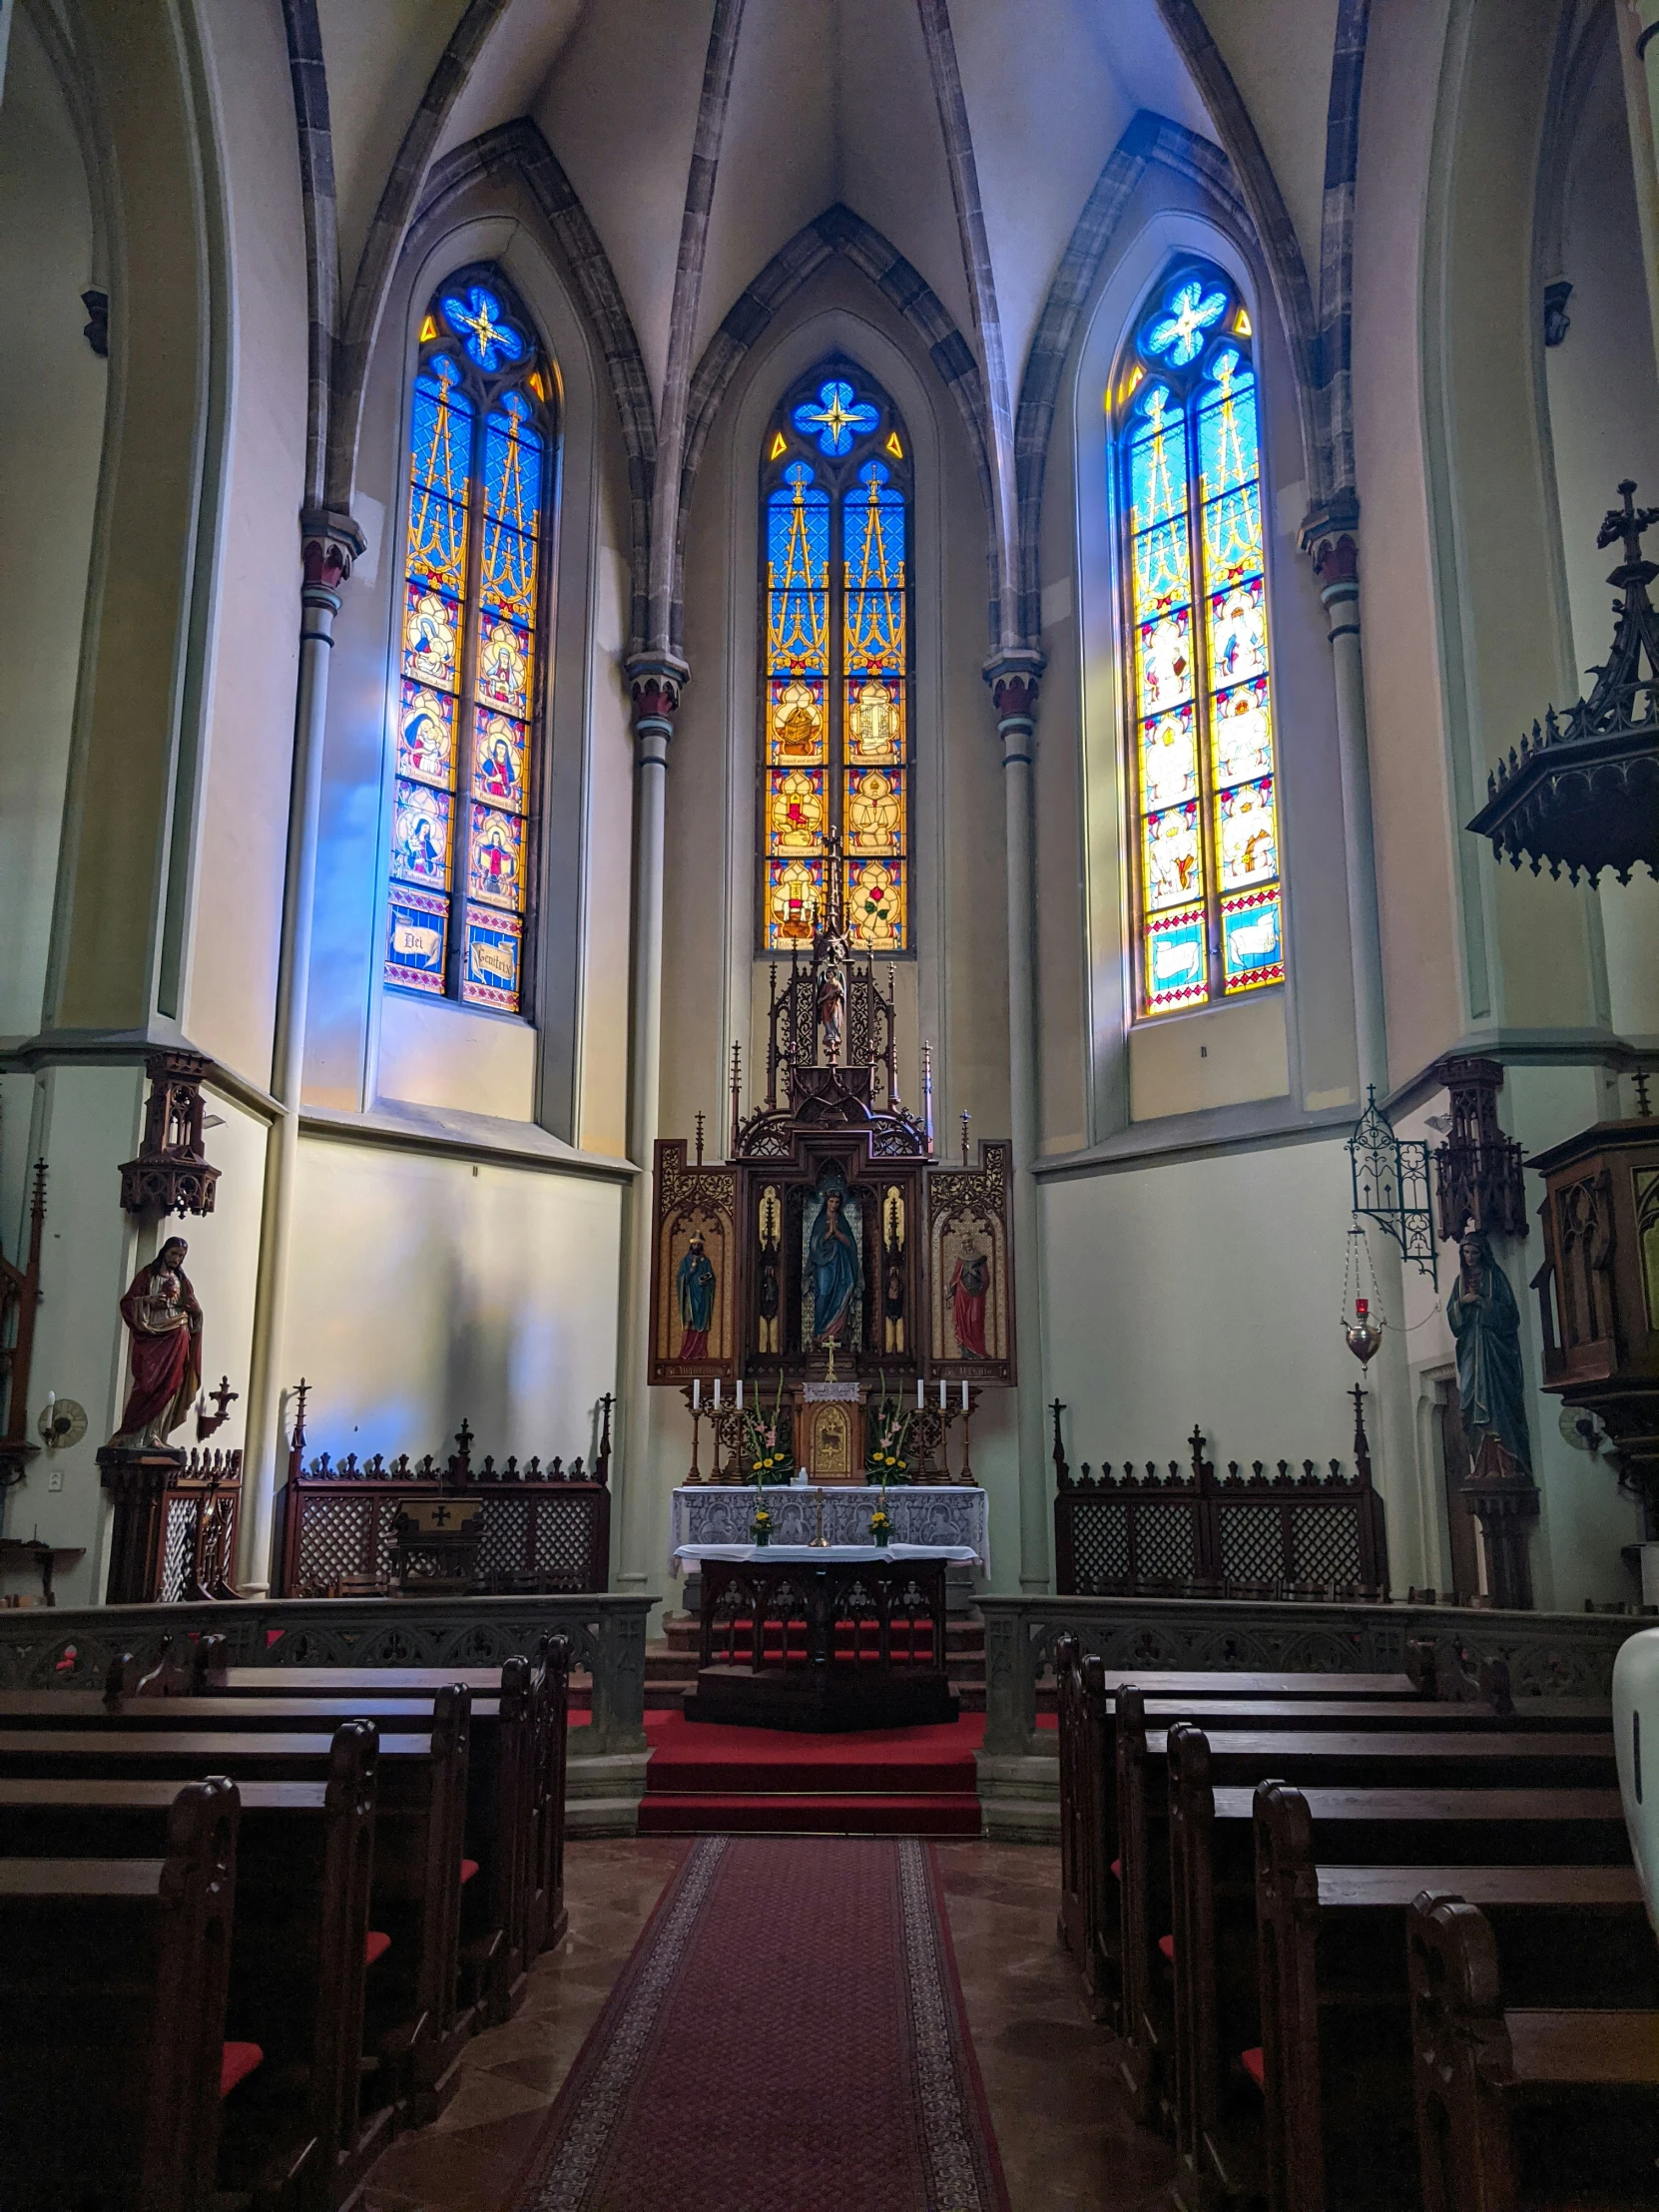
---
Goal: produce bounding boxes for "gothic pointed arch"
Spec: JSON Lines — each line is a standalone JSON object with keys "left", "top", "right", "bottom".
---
{"left": 680, "top": 204, "right": 994, "bottom": 657}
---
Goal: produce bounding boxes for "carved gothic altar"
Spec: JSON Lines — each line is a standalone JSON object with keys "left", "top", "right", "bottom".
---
{"left": 649, "top": 878, "right": 1016, "bottom": 1485}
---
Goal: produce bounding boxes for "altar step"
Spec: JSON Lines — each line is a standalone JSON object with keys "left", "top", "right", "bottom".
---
{"left": 636, "top": 1712, "right": 983, "bottom": 1837}
{"left": 646, "top": 1611, "right": 990, "bottom": 1711}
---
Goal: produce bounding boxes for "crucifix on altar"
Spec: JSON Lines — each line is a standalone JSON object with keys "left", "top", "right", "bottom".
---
{"left": 648, "top": 847, "right": 1016, "bottom": 1497}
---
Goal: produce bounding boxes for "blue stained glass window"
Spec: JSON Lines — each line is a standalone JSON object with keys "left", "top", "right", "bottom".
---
{"left": 764, "top": 365, "right": 912, "bottom": 950}
{"left": 1143, "top": 275, "right": 1230, "bottom": 367}
{"left": 1120, "top": 259, "right": 1284, "bottom": 1011}
{"left": 440, "top": 284, "right": 527, "bottom": 372}
{"left": 793, "top": 378, "right": 880, "bottom": 457}
{"left": 387, "top": 271, "right": 551, "bottom": 1013}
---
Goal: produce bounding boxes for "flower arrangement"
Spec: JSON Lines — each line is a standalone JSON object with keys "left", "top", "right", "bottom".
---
{"left": 868, "top": 1502, "right": 893, "bottom": 1547}
{"left": 742, "top": 1374, "right": 793, "bottom": 1483}
{"left": 865, "top": 1373, "right": 915, "bottom": 1485}
{"left": 744, "top": 1377, "right": 789, "bottom": 1545}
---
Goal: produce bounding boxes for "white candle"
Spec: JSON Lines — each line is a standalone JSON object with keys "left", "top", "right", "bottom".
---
{"left": 693, "top": 1379, "right": 701, "bottom": 1410}
{"left": 737, "top": 1380, "right": 744, "bottom": 1409}
{"left": 916, "top": 1378, "right": 923, "bottom": 1409}
{"left": 714, "top": 1379, "right": 722, "bottom": 1409}
{"left": 938, "top": 1381, "right": 946, "bottom": 1410}
{"left": 961, "top": 1382, "right": 968, "bottom": 1412}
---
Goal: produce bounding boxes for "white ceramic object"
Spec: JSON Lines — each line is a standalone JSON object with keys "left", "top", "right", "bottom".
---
{"left": 1613, "top": 1627, "right": 1659, "bottom": 1938}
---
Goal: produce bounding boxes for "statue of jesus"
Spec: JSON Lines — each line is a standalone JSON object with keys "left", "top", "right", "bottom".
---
{"left": 109, "top": 1236, "right": 203, "bottom": 1450}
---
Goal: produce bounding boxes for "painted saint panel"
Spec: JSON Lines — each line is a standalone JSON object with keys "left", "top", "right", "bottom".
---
{"left": 648, "top": 1140, "right": 739, "bottom": 1384}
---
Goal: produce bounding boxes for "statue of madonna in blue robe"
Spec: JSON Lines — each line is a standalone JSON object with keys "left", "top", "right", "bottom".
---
{"left": 808, "top": 1189, "right": 860, "bottom": 1346}
{"left": 1445, "top": 1229, "right": 1532, "bottom": 1473}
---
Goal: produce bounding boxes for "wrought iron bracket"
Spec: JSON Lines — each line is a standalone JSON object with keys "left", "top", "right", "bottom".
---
{"left": 1348, "top": 1087, "right": 1437, "bottom": 1284}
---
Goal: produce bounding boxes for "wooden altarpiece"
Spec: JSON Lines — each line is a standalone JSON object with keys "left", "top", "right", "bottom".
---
{"left": 650, "top": 888, "right": 1015, "bottom": 1479}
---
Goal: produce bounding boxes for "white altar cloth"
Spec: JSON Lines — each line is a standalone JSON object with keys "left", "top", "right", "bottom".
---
{"left": 669, "top": 1484, "right": 988, "bottom": 1575}
{"left": 674, "top": 1543, "right": 980, "bottom": 1567}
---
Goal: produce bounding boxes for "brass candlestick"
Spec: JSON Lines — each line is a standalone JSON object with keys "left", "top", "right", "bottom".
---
{"left": 682, "top": 1384, "right": 706, "bottom": 1485}
{"left": 809, "top": 1487, "right": 830, "bottom": 1547}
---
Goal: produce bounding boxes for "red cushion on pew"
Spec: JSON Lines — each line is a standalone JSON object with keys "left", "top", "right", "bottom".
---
{"left": 364, "top": 1931, "right": 391, "bottom": 1966}
{"left": 1240, "top": 2047, "right": 1265, "bottom": 2091}
{"left": 459, "top": 1858, "right": 479, "bottom": 1886}
{"left": 220, "top": 2042, "right": 264, "bottom": 2098}
{"left": 1157, "top": 1934, "right": 1175, "bottom": 1962}
{"left": 1110, "top": 1858, "right": 1121, "bottom": 1880}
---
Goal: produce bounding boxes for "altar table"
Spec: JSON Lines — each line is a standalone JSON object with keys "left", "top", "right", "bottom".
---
{"left": 677, "top": 1547, "right": 967, "bottom": 1732}
{"left": 669, "top": 1486, "right": 989, "bottom": 1574}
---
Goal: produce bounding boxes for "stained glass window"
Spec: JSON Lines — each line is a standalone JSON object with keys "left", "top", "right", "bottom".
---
{"left": 386, "top": 271, "right": 552, "bottom": 1013}
{"left": 763, "top": 365, "right": 911, "bottom": 950}
{"left": 1118, "top": 263, "right": 1283, "bottom": 1013}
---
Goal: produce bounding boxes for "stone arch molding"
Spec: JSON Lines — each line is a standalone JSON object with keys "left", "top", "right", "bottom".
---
{"left": 678, "top": 204, "right": 996, "bottom": 661}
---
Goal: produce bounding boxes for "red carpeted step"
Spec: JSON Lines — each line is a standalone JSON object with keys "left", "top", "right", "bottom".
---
{"left": 638, "top": 1792, "right": 982, "bottom": 1838}
{"left": 644, "top": 1713, "right": 978, "bottom": 1796}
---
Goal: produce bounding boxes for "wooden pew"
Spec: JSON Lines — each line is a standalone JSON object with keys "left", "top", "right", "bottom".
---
{"left": 0, "top": 1698, "right": 472, "bottom": 2119}
{"left": 1051, "top": 1645, "right": 1446, "bottom": 2022}
{"left": 0, "top": 1676, "right": 531, "bottom": 2026}
{"left": 1113, "top": 1702, "right": 1616, "bottom": 2126}
{"left": 1095, "top": 1684, "right": 1609, "bottom": 2046}
{"left": 185, "top": 1632, "right": 573, "bottom": 1961}
{"left": 0, "top": 1777, "right": 238, "bottom": 2212}
{"left": 1164, "top": 1726, "right": 1633, "bottom": 2210}
{"left": 1253, "top": 1783, "right": 1655, "bottom": 2212}
{"left": 1408, "top": 1892, "right": 1659, "bottom": 2212}
{"left": 0, "top": 1722, "right": 384, "bottom": 2212}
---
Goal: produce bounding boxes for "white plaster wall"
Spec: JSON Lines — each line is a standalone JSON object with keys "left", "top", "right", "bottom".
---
{"left": 1038, "top": 1138, "right": 1432, "bottom": 1588}
{"left": 0, "top": 7, "right": 105, "bottom": 1040}
{"left": 182, "top": 0, "right": 308, "bottom": 1085}
{"left": 284, "top": 1139, "right": 623, "bottom": 1469}
{"left": 1544, "top": 21, "right": 1659, "bottom": 1043}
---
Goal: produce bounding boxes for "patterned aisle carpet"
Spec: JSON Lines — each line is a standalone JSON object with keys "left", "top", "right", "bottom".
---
{"left": 516, "top": 1835, "right": 1011, "bottom": 2212}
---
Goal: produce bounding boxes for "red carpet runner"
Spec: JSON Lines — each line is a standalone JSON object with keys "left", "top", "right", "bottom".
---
{"left": 518, "top": 1837, "right": 1010, "bottom": 2212}
{"left": 636, "top": 1713, "right": 983, "bottom": 1836}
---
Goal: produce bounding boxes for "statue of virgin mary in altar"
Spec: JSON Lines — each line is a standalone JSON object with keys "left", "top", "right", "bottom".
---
{"left": 807, "top": 1188, "right": 860, "bottom": 1347}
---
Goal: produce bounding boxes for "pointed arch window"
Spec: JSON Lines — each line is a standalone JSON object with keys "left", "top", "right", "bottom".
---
{"left": 386, "top": 269, "right": 554, "bottom": 1014}
{"left": 761, "top": 361, "right": 912, "bottom": 952}
{"left": 1116, "top": 262, "right": 1284, "bottom": 1015}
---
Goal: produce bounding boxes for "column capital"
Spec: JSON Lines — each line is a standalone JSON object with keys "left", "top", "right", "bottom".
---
{"left": 983, "top": 649, "right": 1045, "bottom": 759}
{"left": 299, "top": 507, "right": 366, "bottom": 596}
{"left": 625, "top": 652, "right": 690, "bottom": 738}
{"left": 1299, "top": 491, "right": 1362, "bottom": 596}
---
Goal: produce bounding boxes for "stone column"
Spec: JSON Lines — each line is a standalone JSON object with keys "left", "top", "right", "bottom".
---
{"left": 984, "top": 648, "right": 1050, "bottom": 1592}
{"left": 1303, "top": 507, "right": 1387, "bottom": 1091}
{"left": 615, "top": 654, "right": 687, "bottom": 1593}
{"left": 239, "top": 510, "right": 363, "bottom": 1594}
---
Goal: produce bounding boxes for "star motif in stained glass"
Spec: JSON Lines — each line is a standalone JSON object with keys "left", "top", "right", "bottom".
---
{"left": 793, "top": 378, "right": 879, "bottom": 457}
{"left": 440, "top": 285, "right": 527, "bottom": 372}
{"left": 1144, "top": 277, "right": 1230, "bottom": 368}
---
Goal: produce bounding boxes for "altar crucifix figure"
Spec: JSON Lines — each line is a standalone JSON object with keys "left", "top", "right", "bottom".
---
{"left": 676, "top": 1233, "right": 716, "bottom": 1364}
{"left": 948, "top": 1238, "right": 990, "bottom": 1360}
{"left": 110, "top": 1236, "right": 203, "bottom": 1449}
{"left": 808, "top": 1189, "right": 860, "bottom": 1346}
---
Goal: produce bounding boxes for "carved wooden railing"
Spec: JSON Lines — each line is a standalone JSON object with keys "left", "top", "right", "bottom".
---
{"left": 1050, "top": 1399, "right": 1388, "bottom": 1603}
{"left": 274, "top": 1392, "right": 613, "bottom": 1598}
